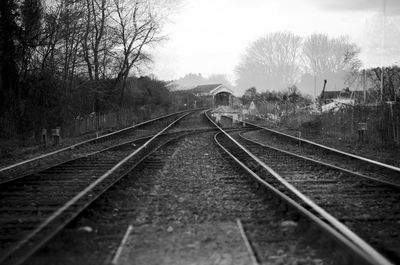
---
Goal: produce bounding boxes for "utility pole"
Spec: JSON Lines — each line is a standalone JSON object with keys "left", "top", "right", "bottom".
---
{"left": 363, "top": 69, "right": 366, "bottom": 104}
{"left": 380, "top": 0, "right": 386, "bottom": 103}
{"left": 314, "top": 74, "right": 317, "bottom": 98}
{"left": 313, "top": 59, "right": 317, "bottom": 99}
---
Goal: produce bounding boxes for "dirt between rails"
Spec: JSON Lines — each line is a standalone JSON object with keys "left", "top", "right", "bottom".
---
{"left": 25, "top": 132, "right": 327, "bottom": 265}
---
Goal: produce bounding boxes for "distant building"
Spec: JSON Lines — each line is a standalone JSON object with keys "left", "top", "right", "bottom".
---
{"left": 190, "top": 84, "right": 235, "bottom": 106}
{"left": 321, "top": 88, "right": 379, "bottom": 105}
{"left": 241, "top": 101, "right": 260, "bottom": 120}
{"left": 248, "top": 101, "right": 260, "bottom": 116}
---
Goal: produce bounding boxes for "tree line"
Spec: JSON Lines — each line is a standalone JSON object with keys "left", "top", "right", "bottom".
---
{"left": 172, "top": 73, "right": 233, "bottom": 90}
{"left": 242, "top": 86, "right": 312, "bottom": 116}
{"left": 235, "top": 32, "right": 361, "bottom": 95}
{"left": 0, "top": 0, "right": 177, "bottom": 143}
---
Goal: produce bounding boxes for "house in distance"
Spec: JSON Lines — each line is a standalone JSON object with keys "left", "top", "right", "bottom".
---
{"left": 189, "top": 83, "right": 243, "bottom": 125}
{"left": 190, "top": 84, "right": 235, "bottom": 106}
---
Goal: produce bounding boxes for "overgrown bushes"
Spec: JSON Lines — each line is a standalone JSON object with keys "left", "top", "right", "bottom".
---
{"left": 281, "top": 103, "right": 400, "bottom": 146}
{"left": 0, "top": 74, "right": 188, "bottom": 147}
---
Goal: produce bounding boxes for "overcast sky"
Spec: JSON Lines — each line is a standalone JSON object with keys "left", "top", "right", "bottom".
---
{"left": 149, "top": 0, "right": 400, "bottom": 82}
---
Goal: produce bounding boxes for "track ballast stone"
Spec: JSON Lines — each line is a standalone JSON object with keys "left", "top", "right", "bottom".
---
{"left": 118, "top": 133, "right": 326, "bottom": 265}
{"left": 24, "top": 131, "right": 327, "bottom": 264}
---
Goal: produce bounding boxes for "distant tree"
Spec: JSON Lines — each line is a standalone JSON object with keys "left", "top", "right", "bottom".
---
{"left": 206, "top": 74, "right": 232, "bottom": 87}
{"left": 112, "top": 0, "right": 163, "bottom": 108}
{"left": 288, "top": 85, "right": 300, "bottom": 103}
{"left": 174, "top": 73, "right": 232, "bottom": 89}
{"left": 137, "top": 76, "right": 171, "bottom": 107}
{"left": 81, "top": 0, "right": 111, "bottom": 81}
{"left": 235, "top": 32, "right": 302, "bottom": 92}
{"left": 245, "top": 87, "right": 257, "bottom": 97}
{"left": 170, "top": 90, "right": 201, "bottom": 108}
{"left": 0, "top": 0, "right": 43, "bottom": 136}
{"left": 0, "top": 0, "right": 178, "bottom": 141}
{"left": 174, "top": 73, "right": 205, "bottom": 88}
{"left": 365, "top": 66, "right": 400, "bottom": 102}
{"left": 241, "top": 87, "right": 257, "bottom": 105}
{"left": 302, "top": 34, "right": 361, "bottom": 93}
{"left": 19, "top": 0, "right": 43, "bottom": 77}
{"left": 0, "top": 0, "right": 20, "bottom": 121}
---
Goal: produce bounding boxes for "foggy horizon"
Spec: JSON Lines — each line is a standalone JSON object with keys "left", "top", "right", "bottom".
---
{"left": 149, "top": 0, "right": 400, "bottom": 96}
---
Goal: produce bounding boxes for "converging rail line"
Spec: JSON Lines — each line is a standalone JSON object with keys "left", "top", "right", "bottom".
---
{"left": 0, "top": 110, "right": 208, "bottom": 265}
{"left": 241, "top": 120, "right": 400, "bottom": 185}
{"left": 22, "top": 111, "right": 264, "bottom": 264}
{"left": 207, "top": 112, "right": 393, "bottom": 265}
{"left": 0, "top": 109, "right": 199, "bottom": 184}
{"left": 2, "top": 109, "right": 398, "bottom": 265}
{"left": 234, "top": 119, "right": 400, "bottom": 262}
{"left": 234, "top": 131, "right": 400, "bottom": 263}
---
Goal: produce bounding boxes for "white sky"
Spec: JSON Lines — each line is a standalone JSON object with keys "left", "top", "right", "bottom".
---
{"left": 149, "top": 0, "right": 400, "bottom": 82}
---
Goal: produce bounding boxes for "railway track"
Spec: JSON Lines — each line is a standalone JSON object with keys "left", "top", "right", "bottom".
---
{"left": 233, "top": 131, "right": 400, "bottom": 262}
{"left": 22, "top": 111, "right": 345, "bottom": 265}
{"left": 241, "top": 121, "right": 400, "bottom": 185}
{"left": 207, "top": 112, "right": 394, "bottom": 265}
{"left": 0, "top": 109, "right": 197, "bottom": 184}
{"left": 0, "top": 110, "right": 207, "bottom": 265}
{"left": 3, "top": 109, "right": 398, "bottom": 264}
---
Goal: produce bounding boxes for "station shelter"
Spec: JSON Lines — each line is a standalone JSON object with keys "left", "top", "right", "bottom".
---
{"left": 190, "top": 84, "right": 234, "bottom": 107}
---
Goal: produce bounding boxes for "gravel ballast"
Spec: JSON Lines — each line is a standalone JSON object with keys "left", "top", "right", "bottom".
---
{"left": 25, "top": 130, "right": 328, "bottom": 265}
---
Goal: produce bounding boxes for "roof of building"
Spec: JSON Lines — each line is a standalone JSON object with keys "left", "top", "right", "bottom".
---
{"left": 191, "top": 84, "right": 223, "bottom": 94}
{"left": 322, "top": 90, "right": 352, "bottom": 99}
{"left": 189, "top": 84, "right": 235, "bottom": 96}
{"left": 322, "top": 89, "right": 379, "bottom": 103}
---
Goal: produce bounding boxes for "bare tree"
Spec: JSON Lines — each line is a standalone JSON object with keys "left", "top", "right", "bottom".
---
{"left": 112, "top": 0, "right": 162, "bottom": 106}
{"left": 81, "top": 0, "right": 113, "bottom": 81}
{"left": 235, "top": 32, "right": 302, "bottom": 92}
{"left": 302, "top": 34, "right": 361, "bottom": 80}
{"left": 34, "top": 1, "right": 87, "bottom": 89}
{"left": 365, "top": 66, "right": 400, "bottom": 102}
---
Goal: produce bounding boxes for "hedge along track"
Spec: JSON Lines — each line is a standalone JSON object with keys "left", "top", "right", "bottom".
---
{"left": 0, "top": 111, "right": 211, "bottom": 265}
{"left": 206, "top": 112, "right": 392, "bottom": 265}
{"left": 0, "top": 109, "right": 202, "bottom": 184}
{"left": 239, "top": 120, "right": 400, "bottom": 185}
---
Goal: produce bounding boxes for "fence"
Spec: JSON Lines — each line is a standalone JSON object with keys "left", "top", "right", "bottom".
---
{"left": 0, "top": 105, "right": 186, "bottom": 157}
{"left": 320, "top": 103, "right": 400, "bottom": 146}
{"left": 278, "top": 103, "right": 400, "bottom": 146}
{"left": 62, "top": 106, "right": 178, "bottom": 139}
{"left": 64, "top": 112, "right": 118, "bottom": 138}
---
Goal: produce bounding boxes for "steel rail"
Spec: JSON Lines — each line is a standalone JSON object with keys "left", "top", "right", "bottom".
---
{"left": 0, "top": 127, "right": 217, "bottom": 186}
{"left": 207, "top": 112, "right": 392, "bottom": 265}
{"left": 0, "top": 111, "right": 193, "bottom": 265}
{"left": 0, "top": 136, "right": 148, "bottom": 186}
{"left": 0, "top": 109, "right": 197, "bottom": 173}
{"left": 239, "top": 118, "right": 400, "bottom": 173}
{"left": 214, "top": 132, "right": 385, "bottom": 265}
{"left": 238, "top": 131, "right": 400, "bottom": 189}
